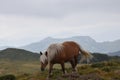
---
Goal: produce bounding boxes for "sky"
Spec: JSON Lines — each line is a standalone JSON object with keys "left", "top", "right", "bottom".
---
{"left": 0, "top": 0, "right": 120, "bottom": 47}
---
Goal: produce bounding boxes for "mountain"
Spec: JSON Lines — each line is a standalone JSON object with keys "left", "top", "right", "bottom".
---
{"left": 109, "top": 51, "right": 120, "bottom": 56}
{"left": 99, "top": 40, "right": 120, "bottom": 53}
{"left": 21, "top": 36, "right": 120, "bottom": 54}
{"left": 0, "top": 48, "right": 39, "bottom": 61}
{"left": 21, "top": 36, "right": 98, "bottom": 52}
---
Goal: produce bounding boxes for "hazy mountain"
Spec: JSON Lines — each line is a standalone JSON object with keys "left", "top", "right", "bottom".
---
{"left": 21, "top": 36, "right": 96, "bottom": 52}
{"left": 21, "top": 36, "right": 120, "bottom": 54}
{"left": 109, "top": 51, "right": 120, "bottom": 56}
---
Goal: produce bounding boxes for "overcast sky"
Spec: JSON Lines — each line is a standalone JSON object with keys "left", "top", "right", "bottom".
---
{"left": 0, "top": 0, "right": 120, "bottom": 47}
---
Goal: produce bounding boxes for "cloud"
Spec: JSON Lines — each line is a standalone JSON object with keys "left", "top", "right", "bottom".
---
{"left": 0, "top": 0, "right": 120, "bottom": 17}
{"left": 0, "top": 0, "right": 120, "bottom": 46}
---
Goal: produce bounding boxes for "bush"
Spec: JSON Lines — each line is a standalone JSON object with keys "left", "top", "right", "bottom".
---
{"left": 0, "top": 74, "right": 16, "bottom": 80}
{"left": 91, "top": 62, "right": 105, "bottom": 68}
{"left": 106, "top": 61, "right": 119, "bottom": 66}
{"left": 101, "top": 66, "right": 111, "bottom": 72}
{"left": 91, "top": 61, "right": 119, "bottom": 68}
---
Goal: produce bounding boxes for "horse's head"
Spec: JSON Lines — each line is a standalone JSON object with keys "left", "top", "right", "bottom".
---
{"left": 40, "top": 51, "right": 48, "bottom": 71}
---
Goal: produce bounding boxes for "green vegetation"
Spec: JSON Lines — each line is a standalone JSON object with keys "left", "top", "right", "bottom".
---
{"left": 0, "top": 74, "right": 16, "bottom": 80}
{"left": 0, "top": 59, "right": 120, "bottom": 80}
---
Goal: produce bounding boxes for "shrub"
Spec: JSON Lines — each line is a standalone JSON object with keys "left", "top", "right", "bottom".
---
{"left": 101, "top": 66, "right": 111, "bottom": 72}
{"left": 106, "top": 61, "right": 119, "bottom": 66}
{"left": 91, "top": 62, "right": 105, "bottom": 68}
{"left": 0, "top": 74, "right": 16, "bottom": 80}
{"left": 91, "top": 61, "right": 119, "bottom": 68}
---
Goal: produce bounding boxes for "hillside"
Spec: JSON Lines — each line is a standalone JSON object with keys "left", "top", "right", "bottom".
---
{"left": 0, "top": 48, "right": 39, "bottom": 61}
{"left": 20, "top": 36, "right": 120, "bottom": 53}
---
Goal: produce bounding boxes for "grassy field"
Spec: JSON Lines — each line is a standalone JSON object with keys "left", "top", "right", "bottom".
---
{"left": 0, "top": 60, "right": 120, "bottom": 80}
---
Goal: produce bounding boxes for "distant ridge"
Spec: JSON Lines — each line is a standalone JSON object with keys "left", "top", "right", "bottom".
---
{"left": 109, "top": 51, "right": 120, "bottom": 56}
{"left": 20, "top": 36, "right": 120, "bottom": 54}
{"left": 0, "top": 48, "right": 39, "bottom": 61}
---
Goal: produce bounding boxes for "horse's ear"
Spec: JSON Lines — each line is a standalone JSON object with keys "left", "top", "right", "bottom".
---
{"left": 45, "top": 51, "right": 48, "bottom": 56}
{"left": 40, "top": 51, "right": 42, "bottom": 55}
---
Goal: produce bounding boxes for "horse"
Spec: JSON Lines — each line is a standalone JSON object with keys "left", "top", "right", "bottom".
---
{"left": 40, "top": 41, "right": 93, "bottom": 77}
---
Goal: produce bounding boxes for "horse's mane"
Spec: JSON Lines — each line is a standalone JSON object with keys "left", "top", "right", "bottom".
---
{"left": 40, "top": 53, "right": 47, "bottom": 64}
{"left": 47, "top": 43, "right": 64, "bottom": 62}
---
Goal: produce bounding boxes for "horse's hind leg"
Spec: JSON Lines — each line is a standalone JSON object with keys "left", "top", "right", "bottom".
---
{"left": 70, "top": 59, "right": 76, "bottom": 72}
{"left": 74, "top": 56, "right": 78, "bottom": 67}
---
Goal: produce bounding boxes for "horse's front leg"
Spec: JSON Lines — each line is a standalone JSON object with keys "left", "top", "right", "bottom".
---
{"left": 48, "top": 63, "right": 53, "bottom": 77}
{"left": 60, "top": 62, "right": 65, "bottom": 74}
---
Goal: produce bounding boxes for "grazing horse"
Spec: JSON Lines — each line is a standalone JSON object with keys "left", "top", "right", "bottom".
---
{"left": 40, "top": 41, "right": 93, "bottom": 77}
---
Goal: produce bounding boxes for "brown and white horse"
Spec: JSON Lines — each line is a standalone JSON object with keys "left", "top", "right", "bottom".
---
{"left": 40, "top": 41, "right": 93, "bottom": 77}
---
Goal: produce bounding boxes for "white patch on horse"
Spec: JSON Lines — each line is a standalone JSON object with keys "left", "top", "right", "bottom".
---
{"left": 47, "top": 43, "right": 64, "bottom": 62}
{"left": 40, "top": 53, "right": 47, "bottom": 64}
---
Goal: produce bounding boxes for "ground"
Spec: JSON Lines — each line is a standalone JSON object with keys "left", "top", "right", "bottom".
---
{"left": 0, "top": 60, "right": 120, "bottom": 80}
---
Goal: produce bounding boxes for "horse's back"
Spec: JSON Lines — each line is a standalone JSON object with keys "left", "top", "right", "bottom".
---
{"left": 62, "top": 41, "right": 80, "bottom": 59}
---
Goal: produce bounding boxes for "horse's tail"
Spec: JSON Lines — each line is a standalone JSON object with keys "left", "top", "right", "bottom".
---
{"left": 79, "top": 46, "right": 93, "bottom": 63}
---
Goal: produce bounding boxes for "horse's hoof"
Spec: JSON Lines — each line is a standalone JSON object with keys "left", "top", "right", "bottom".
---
{"left": 72, "top": 70, "right": 76, "bottom": 73}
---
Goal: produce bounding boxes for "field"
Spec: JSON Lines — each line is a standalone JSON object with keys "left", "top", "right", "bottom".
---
{"left": 0, "top": 59, "right": 120, "bottom": 80}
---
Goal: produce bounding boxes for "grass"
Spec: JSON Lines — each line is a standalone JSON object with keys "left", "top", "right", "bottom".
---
{"left": 0, "top": 60, "right": 120, "bottom": 80}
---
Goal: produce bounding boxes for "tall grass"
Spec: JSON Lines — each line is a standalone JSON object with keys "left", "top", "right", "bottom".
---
{"left": 0, "top": 60, "right": 120, "bottom": 80}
